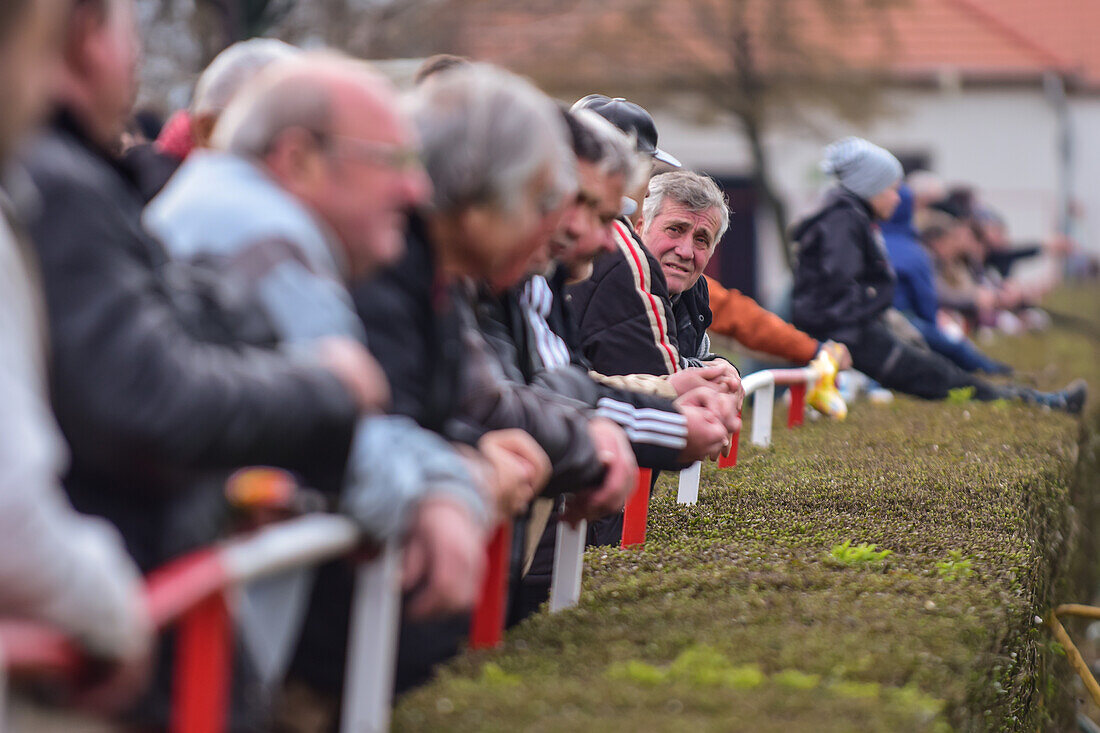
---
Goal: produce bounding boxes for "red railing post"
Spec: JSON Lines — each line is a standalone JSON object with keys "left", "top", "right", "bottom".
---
{"left": 468, "top": 523, "right": 512, "bottom": 649}
{"left": 621, "top": 469, "right": 652, "bottom": 548}
{"left": 788, "top": 383, "right": 806, "bottom": 428}
{"left": 171, "top": 592, "right": 231, "bottom": 733}
{"left": 719, "top": 410, "right": 743, "bottom": 468}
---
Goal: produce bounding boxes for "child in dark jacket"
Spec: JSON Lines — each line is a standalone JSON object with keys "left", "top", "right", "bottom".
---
{"left": 792, "top": 137, "right": 1084, "bottom": 412}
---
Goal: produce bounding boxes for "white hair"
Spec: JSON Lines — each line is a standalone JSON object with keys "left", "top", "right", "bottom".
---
{"left": 211, "top": 53, "right": 387, "bottom": 158}
{"left": 642, "top": 171, "right": 730, "bottom": 244}
{"left": 192, "top": 38, "right": 300, "bottom": 116}
{"left": 407, "top": 63, "right": 575, "bottom": 215}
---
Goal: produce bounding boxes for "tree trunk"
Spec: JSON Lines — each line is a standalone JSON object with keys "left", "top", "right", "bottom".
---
{"left": 740, "top": 111, "right": 794, "bottom": 271}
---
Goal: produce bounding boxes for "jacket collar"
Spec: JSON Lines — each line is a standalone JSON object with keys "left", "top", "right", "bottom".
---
{"left": 51, "top": 107, "right": 143, "bottom": 189}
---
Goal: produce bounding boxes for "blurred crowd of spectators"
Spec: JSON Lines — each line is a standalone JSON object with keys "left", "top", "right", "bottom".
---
{"left": 0, "top": 1, "right": 1090, "bottom": 730}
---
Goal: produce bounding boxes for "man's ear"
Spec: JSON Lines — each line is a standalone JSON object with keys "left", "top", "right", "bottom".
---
{"left": 190, "top": 113, "right": 217, "bottom": 149}
{"left": 264, "top": 127, "right": 325, "bottom": 189}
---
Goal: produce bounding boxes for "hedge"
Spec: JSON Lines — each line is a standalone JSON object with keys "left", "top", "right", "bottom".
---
{"left": 393, "top": 286, "right": 1100, "bottom": 732}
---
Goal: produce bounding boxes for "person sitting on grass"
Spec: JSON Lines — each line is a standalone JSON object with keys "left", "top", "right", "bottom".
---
{"left": 882, "top": 184, "right": 1012, "bottom": 375}
{"left": 790, "top": 136, "right": 1085, "bottom": 413}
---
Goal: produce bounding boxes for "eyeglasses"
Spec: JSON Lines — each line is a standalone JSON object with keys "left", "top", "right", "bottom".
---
{"left": 314, "top": 131, "right": 424, "bottom": 172}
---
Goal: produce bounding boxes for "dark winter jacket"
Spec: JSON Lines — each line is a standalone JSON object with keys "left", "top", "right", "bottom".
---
{"left": 21, "top": 111, "right": 358, "bottom": 571}
{"left": 502, "top": 267, "right": 689, "bottom": 472}
{"left": 882, "top": 185, "right": 938, "bottom": 323}
{"left": 791, "top": 187, "right": 896, "bottom": 344}
{"left": 568, "top": 219, "right": 681, "bottom": 376}
{"left": 354, "top": 215, "right": 606, "bottom": 497}
{"left": 670, "top": 275, "right": 715, "bottom": 366}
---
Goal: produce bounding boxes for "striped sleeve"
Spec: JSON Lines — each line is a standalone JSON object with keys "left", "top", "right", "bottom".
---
{"left": 594, "top": 396, "right": 687, "bottom": 450}
{"left": 612, "top": 221, "right": 680, "bottom": 374}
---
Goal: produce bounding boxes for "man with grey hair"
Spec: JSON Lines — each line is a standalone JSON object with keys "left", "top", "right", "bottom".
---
{"left": 637, "top": 171, "right": 729, "bottom": 365}
{"left": 189, "top": 37, "right": 299, "bottom": 148}
{"left": 149, "top": 55, "right": 558, "bottom": 711}
{"left": 356, "top": 62, "right": 637, "bottom": 521}
{"left": 125, "top": 38, "right": 299, "bottom": 200}
{"left": 353, "top": 61, "right": 642, "bottom": 692}
{"left": 148, "top": 50, "right": 556, "bottom": 608}
{"left": 640, "top": 171, "right": 853, "bottom": 373}
{"left": 511, "top": 110, "right": 741, "bottom": 610}
{"left": 569, "top": 169, "right": 743, "bottom": 391}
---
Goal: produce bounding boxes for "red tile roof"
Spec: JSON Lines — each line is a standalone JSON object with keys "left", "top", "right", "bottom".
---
{"left": 436, "top": 0, "right": 1100, "bottom": 91}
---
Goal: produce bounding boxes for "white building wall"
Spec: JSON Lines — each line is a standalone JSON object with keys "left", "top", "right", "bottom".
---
{"left": 654, "top": 86, "right": 1096, "bottom": 310}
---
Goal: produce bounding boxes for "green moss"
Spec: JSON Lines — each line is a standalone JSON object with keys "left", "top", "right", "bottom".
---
{"left": 393, "top": 287, "right": 1100, "bottom": 733}
{"left": 773, "top": 669, "right": 822, "bottom": 690}
{"left": 936, "top": 551, "right": 975, "bottom": 581}
{"left": 829, "top": 540, "right": 893, "bottom": 566}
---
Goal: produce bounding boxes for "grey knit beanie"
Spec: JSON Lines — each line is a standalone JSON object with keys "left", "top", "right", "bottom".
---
{"left": 820, "top": 137, "right": 903, "bottom": 200}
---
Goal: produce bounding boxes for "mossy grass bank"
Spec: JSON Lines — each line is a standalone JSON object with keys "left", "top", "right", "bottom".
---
{"left": 394, "top": 286, "right": 1100, "bottom": 732}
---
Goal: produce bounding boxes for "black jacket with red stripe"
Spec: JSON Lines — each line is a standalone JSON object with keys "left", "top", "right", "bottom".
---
{"left": 567, "top": 219, "right": 681, "bottom": 376}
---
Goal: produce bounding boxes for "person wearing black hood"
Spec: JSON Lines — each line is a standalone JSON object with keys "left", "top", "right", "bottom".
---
{"left": 791, "top": 137, "right": 1085, "bottom": 412}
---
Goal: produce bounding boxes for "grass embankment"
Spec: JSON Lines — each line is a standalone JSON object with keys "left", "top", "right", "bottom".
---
{"left": 395, "top": 286, "right": 1100, "bottom": 732}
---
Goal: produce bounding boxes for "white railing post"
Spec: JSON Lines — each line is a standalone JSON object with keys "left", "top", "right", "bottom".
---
{"left": 549, "top": 519, "right": 586, "bottom": 612}
{"left": 677, "top": 461, "right": 701, "bottom": 505}
{"left": 341, "top": 541, "right": 402, "bottom": 733}
{"left": 751, "top": 380, "right": 775, "bottom": 447}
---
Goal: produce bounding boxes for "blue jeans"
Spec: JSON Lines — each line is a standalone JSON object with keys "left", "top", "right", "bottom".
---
{"left": 905, "top": 314, "right": 1007, "bottom": 374}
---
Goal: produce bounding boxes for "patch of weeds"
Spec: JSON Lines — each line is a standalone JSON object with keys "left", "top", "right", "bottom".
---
{"left": 477, "top": 662, "right": 520, "bottom": 688}
{"left": 883, "top": 684, "right": 945, "bottom": 718}
{"left": 604, "top": 659, "right": 664, "bottom": 686}
{"left": 829, "top": 540, "right": 892, "bottom": 566}
{"left": 667, "top": 645, "right": 734, "bottom": 686}
{"left": 393, "top": 285, "right": 1100, "bottom": 733}
{"left": 830, "top": 680, "right": 881, "bottom": 699}
{"left": 936, "top": 550, "right": 975, "bottom": 580}
{"left": 947, "top": 386, "right": 976, "bottom": 404}
{"left": 773, "top": 669, "right": 821, "bottom": 690}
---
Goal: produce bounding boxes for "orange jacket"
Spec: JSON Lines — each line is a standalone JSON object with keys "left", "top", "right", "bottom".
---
{"left": 705, "top": 276, "right": 819, "bottom": 364}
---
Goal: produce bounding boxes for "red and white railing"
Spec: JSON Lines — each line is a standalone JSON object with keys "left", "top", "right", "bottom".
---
{"left": 549, "top": 365, "right": 825, "bottom": 615}
{"left": 675, "top": 366, "right": 819, "bottom": 505}
{"left": 0, "top": 365, "right": 832, "bottom": 729}
{"left": 0, "top": 514, "right": 402, "bottom": 733}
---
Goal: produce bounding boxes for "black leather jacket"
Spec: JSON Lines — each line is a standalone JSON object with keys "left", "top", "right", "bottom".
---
{"left": 355, "top": 216, "right": 606, "bottom": 497}
{"left": 22, "top": 112, "right": 358, "bottom": 569}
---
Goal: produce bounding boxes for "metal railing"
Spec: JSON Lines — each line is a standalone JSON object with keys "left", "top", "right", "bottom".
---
{"left": 550, "top": 365, "right": 826, "bottom": 616}
{"left": 0, "top": 365, "right": 831, "bottom": 731}
{"left": 0, "top": 514, "right": 401, "bottom": 733}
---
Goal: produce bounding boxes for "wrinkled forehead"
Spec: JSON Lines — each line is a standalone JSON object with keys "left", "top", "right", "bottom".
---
{"left": 657, "top": 199, "right": 722, "bottom": 236}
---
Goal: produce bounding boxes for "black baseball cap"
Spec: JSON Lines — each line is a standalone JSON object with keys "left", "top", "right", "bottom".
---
{"left": 571, "top": 94, "right": 682, "bottom": 168}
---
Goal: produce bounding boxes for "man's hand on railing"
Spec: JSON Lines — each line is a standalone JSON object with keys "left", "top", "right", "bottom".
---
{"left": 561, "top": 418, "right": 638, "bottom": 526}
{"left": 676, "top": 403, "right": 729, "bottom": 462}
{"left": 668, "top": 364, "right": 727, "bottom": 397}
{"left": 315, "top": 336, "right": 392, "bottom": 413}
{"left": 71, "top": 644, "right": 153, "bottom": 716}
{"left": 676, "top": 387, "right": 742, "bottom": 436}
{"left": 670, "top": 362, "right": 744, "bottom": 407}
{"left": 402, "top": 497, "right": 487, "bottom": 620}
{"left": 476, "top": 429, "right": 552, "bottom": 521}
{"left": 68, "top": 591, "right": 154, "bottom": 716}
